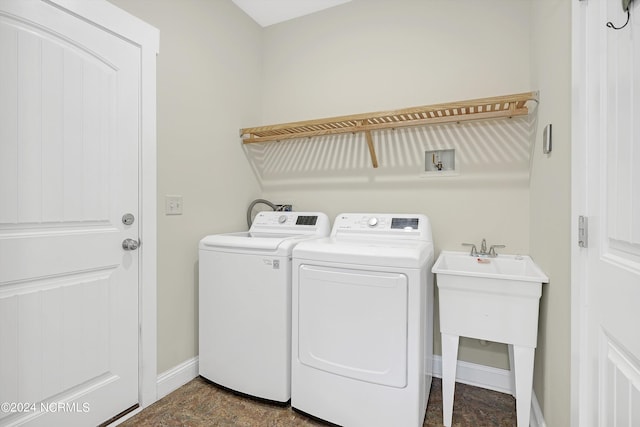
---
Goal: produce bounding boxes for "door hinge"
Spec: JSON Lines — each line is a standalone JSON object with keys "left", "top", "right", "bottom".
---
{"left": 578, "top": 215, "right": 589, "bottom": 248}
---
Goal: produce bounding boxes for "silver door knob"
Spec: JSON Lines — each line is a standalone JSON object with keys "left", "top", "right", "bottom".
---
{"left": 122, "top": 238, "right": 140, "bottom": 250}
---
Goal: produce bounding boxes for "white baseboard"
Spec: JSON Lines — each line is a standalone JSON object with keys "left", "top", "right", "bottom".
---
{"left": 156, "top": 356, "right": 199, "bottom": 399}
{"left": 433, "top": 355, "right": 514, "bottom": 395}
{"left": 432, "top": 355, "right": 546, "bottom": 427}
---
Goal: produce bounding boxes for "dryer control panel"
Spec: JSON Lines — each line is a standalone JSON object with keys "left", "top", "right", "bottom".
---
{"left": 331, "top": 213, "right": 433, "bottom": 242}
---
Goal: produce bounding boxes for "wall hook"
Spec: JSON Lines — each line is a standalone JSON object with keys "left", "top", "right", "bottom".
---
{"left": 607, "top": 9, "right": 631, "bottom": 29}
{"left": 607, "top": 0, "right": 633, "bottom": 30}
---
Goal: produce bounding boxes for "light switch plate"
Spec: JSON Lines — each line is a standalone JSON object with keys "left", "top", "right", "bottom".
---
{"left": 165, "top": 195, "right": 183, "bottom": 215}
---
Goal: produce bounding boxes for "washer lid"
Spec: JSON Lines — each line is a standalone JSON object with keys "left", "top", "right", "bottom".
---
{"left": 200, "top": 232, "right": 315, "bottom": 255}
{"left": 293, "top": 237, "right": 434, "bottom": 269}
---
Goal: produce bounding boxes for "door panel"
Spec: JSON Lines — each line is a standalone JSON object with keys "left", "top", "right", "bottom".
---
{"left": 0, "top": 2, "right": 140, "bottom": 425}
{"left": 1, "top": 272, "right": 111, "bottom": 403}
{"left": 595, "top": 0, "right": 640, "bottom": 423}
{"left": 1, "top": 20, "right": 115, "bottom": 227}
{"left": 575, "top": 0, "right": 640, "bottom": 424}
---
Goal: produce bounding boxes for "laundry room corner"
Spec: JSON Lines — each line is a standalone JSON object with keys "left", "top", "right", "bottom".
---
{"left": 528, "top": 0, "right": 572, "bottom": 426}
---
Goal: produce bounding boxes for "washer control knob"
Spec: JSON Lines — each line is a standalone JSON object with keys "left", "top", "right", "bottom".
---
{"left": 367, "top": 217, "right": 379, "bottom": 227}
{"left": 278, "top": 215, "right": 287, "bottom": 224}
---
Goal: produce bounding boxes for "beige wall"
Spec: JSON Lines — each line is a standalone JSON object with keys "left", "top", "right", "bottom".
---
{"left": 107, "top": 0, "right": 263, "bottom": 373}
{"left": 259, "top": 0, "right": 533, "bottom": 369}
{"left": 529, "top": 0, "right": 572, "bottom": 426}
{"left": 261, "top": 0, "right": 532, "bottom": 123}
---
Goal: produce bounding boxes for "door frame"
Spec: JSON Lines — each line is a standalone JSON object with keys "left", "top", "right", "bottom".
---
{"left": 48, "top": 0, "right": 159, "bottom": 409}
{"left": 570, "top": 0, "right": 589, "bottom": 425}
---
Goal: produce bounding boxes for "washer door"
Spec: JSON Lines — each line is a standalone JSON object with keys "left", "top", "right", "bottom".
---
{"left": 297, "top": 264, "right": 408, "bottom": 388}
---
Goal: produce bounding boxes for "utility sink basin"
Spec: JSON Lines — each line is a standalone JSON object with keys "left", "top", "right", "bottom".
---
{"left": 432, "top": 250, "right": 549, "bottom": 283}
{"left": 432, "top": 251, "right": 549, "bottom": 427}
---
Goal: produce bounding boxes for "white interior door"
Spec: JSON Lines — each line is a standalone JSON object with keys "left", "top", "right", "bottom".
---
{"left": 573, "top": 0, "right": 640, "bottom": 425}
{"left": 0, "top": 1, "right": 141, "bottom": 425}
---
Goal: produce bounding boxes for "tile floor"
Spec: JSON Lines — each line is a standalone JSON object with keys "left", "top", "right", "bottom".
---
{"left": 120, "top": 377, "right": 517, "bottom": 426}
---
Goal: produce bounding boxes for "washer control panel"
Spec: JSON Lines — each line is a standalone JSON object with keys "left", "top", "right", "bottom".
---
{"left": 251, "top": 211, "right": 330, "bottom": 236}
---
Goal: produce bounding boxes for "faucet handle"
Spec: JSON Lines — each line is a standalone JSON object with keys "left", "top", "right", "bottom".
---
{"left": 488, "top": 244, "right": 506, "bottom": 257}
{"left": 462, "top": 243, "right": 478, "bottom": 256}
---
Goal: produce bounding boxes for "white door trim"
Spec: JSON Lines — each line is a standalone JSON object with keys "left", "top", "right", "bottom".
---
{"left": 48, "top": 0, "right": 159, "bottom": 409}
{"left": 570, "top": 0, "right": 588, "bottom": 425}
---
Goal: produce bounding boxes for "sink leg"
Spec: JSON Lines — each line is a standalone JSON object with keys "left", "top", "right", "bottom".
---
{"left": 513, "top": 345, "right": 535, "bottom": 427}
{"left": 508, "top": 344, "right": 516, "bottom": 398}
{"left": 441, "top": 333, "right": 459, "bottom": 427}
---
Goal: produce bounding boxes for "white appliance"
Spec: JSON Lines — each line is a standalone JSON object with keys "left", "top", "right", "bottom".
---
{"left": 199, "top": 211, "right": 330, "bottom": 402}
{"left": 291, "top": 213, "right": 435, "bottom": 427}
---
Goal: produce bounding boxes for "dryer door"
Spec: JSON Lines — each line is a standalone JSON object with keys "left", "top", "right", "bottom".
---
{"left": 297, "top": 264, "right": 408, "bottom": 387}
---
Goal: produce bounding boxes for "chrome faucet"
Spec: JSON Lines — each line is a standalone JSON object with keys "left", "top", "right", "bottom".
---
{"left": 462, "top": 239, "right": 505, "bottom": 257}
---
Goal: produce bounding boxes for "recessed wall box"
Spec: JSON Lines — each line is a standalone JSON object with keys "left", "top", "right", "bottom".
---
{"left": 425, "top": 149, "right": 455, "bottom": 172}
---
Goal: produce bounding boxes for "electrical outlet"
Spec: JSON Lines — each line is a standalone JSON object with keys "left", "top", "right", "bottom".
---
{"left": 165, "top": 195, "right": 183, "bottom": 215}
{"left": 276, "top": 204, "right": 292, "bottom": 211}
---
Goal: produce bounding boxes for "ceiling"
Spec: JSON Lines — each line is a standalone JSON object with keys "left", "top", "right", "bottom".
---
{"left": 231, "top": 0, "right": 352, "bottom": 27}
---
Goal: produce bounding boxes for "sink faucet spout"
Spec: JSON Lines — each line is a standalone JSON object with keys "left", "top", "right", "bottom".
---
{"left": 480, "top": 238, "right": 487, "bottom": 255}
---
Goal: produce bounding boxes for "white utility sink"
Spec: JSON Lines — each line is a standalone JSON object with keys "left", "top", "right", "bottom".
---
{"left": 432, "top": 251, "right": 548, "bottom": 427}
{"left": 432, "top": 250, "right": 548, "bottom": 283}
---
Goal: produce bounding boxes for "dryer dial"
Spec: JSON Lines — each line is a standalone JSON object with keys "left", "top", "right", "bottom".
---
{"left": 368, "top": 217, "right": 379, "bottom": 227}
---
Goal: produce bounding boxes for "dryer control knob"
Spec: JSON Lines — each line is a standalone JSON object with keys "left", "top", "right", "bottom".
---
{"left": 278, "top": 215, "right": 287, "bottom": 224}
{"left": 367, "top": 217, "right": 379, "bottom": 227}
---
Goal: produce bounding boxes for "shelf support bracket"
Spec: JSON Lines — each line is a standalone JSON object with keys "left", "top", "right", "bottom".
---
{"left": 362, "top": 123, "right": 379, "bottom": 168}
{"left": 364, "top": 130, "right": 379, "bottom": 168}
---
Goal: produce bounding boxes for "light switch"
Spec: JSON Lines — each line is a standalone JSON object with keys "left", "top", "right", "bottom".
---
{"left": 165, "top": 195, "right": 183, "bottom": 215}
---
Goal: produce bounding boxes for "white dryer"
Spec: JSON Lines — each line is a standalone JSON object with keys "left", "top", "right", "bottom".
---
{"left": 199, "top": 211, "right": 329, "bottom": 402}
{"left": 291, "top": 213, "right": 435, "bottom": 426}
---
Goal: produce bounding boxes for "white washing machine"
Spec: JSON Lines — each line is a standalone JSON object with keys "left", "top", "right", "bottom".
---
{"left": 199, "top": 211, "right": 329, "bottom": 402}
{"left": 291, "top": 213, "right": 435, "bottom": 426}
